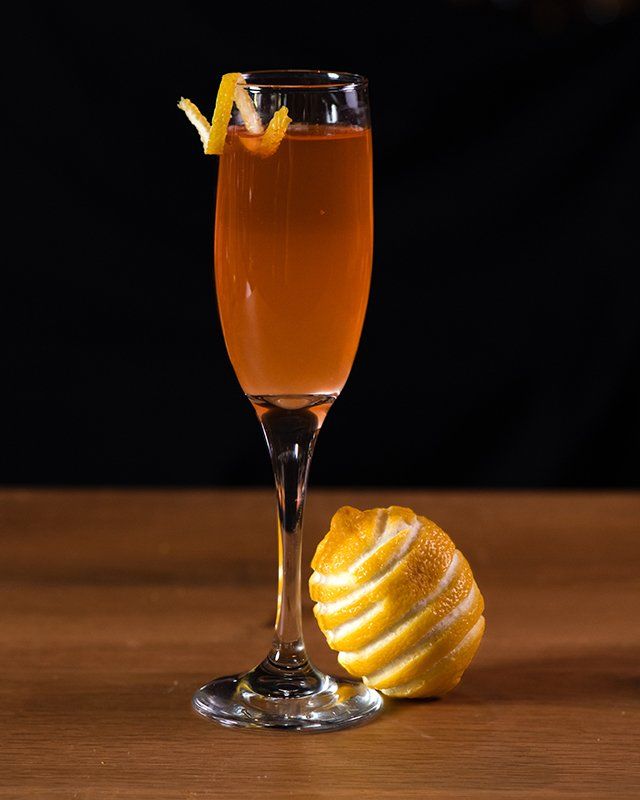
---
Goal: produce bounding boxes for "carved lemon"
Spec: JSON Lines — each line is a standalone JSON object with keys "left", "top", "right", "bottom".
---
{"left": 310, "top": 506, "right": 485, "bottom": 699}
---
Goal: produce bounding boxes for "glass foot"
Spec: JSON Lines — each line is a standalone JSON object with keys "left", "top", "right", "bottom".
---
{"left": 192, "top": 670, "right": 382, "bottom": 731}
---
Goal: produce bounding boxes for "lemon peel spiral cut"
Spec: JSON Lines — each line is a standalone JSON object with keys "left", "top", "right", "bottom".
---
{"left": 206, "top": 72, "right": 241, "bottom": 155}
{"left": 176, "top": 98, "right": 210, "bottom": 151}
{"left": 310, "top": 506, "right": 486, "bottom": 699}
{"left": 234, "top": 77, "right": 263, "bottom": 135}
{"left": 257, "top": 106, "right": 292, "bottom": 158}
{"left": 178, "top": 73, "right": 291, "bottom": 157}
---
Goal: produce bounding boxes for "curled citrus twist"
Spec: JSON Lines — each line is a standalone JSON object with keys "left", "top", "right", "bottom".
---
{"left": 234, "top": 77, "right": 263, "bottom": 135}
{"left": 176, "top": 98, "right": 210, "bottom": 150}
{"left": 178, "top": 73, "right": 290, "bottom": 157}
{"left": 257, "top": 107, "right": 292, "bottom": 158}
{"left": 205, "top": 72, "right": 240, "bottom": 155}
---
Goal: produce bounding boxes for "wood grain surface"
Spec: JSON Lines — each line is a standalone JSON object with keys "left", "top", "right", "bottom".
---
{"left": 1, "top": 489, "right": 639, "bottom": 799}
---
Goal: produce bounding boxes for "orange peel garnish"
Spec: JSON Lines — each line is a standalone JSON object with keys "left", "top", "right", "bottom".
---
{"left": 257, "top": 107, "right": 292, "bottom": 158}
{"left": 234, "top": 77, "right": 263, "bottom": 135}
{"left": 177, "top": 98, "right": 210, "bottom": 152}
{"left": 206, "top": 72, "right": 240, "bottom": 155}
{"left": 178, "top": 74, "right": 290, "bottom": 157}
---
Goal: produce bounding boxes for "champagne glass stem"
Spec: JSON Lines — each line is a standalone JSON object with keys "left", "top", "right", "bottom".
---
{"left": 251, "top": 396, "right": 334, "bottom": 683}
{"left": 193, "top": 393, "right": 382, "bottom": 726}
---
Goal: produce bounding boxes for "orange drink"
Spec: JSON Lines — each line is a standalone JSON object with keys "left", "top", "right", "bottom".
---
{"left": 215, "top": 124, "right": 373, "bottom": 397}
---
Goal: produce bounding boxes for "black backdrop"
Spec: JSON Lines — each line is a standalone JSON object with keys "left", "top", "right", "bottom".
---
{"left": 5, "top": 3, "right": 640, "bottom": 487}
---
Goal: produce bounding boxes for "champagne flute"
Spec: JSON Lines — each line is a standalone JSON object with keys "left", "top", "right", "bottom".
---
{"left": 192, "top": 70, "right": 381, "bottom": 731}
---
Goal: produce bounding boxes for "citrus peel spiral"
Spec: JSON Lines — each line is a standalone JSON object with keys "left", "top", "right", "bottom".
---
{"left": 205, "top": 71, "right": 241, "bottom": 154}
{"left": 310, "top": 506, "right": 485, "bottom": 699}
{"left": 176, "top": 98, "right": 211, "bottom": 150}
{"left": 257, "top": 107, "right": 292, "bottom": 158}
{"left": 178, "top": 73, "right": 290, "bottom": 157}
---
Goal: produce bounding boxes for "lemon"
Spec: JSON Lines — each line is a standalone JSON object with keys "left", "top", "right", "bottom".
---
{"left": 310, "top": 506, "right": 485, "bottom": 699}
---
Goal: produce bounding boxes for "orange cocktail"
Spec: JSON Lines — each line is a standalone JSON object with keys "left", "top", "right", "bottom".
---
{"left": 183, "top": 71, "right": 381, "bottom": 731}
{"left": 215, "top": 124, "right": 373, "bottom": 397}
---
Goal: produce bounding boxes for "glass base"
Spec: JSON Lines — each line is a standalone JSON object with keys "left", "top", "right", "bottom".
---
{"left": 192, "top": 668, "right": 382, "bottom": 731}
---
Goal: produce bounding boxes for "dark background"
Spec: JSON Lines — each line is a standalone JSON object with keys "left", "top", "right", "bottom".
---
{"left": 5, "top": 2, "right": 640, "bottom": 487}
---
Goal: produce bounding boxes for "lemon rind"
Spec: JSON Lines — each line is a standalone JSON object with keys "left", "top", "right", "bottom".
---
{"left": 257, "top": 106, "right": 292, "bottom": 158}
{"left": 234, "top": 77, "right": 263, "bottom": 135}
{"left": 311, "top": 505, "right": 485, "bottom": 699}
{"left": 177, "top": 98, "right": 210, "bottom": 151}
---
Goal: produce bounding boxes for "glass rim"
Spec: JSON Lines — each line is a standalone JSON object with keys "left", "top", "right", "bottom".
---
{"left": 240, "top": 70, "right": 368, "bottom": 90}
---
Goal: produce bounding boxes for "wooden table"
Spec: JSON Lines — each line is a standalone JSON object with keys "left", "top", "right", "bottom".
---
{"left": 1, "top": 489, "right": 638, "bottom": 799}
